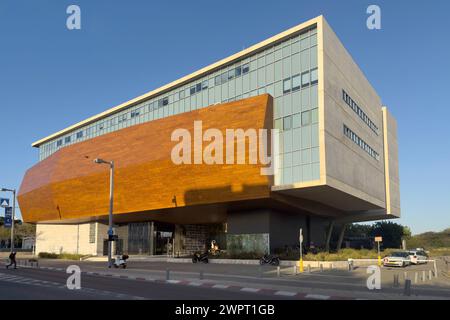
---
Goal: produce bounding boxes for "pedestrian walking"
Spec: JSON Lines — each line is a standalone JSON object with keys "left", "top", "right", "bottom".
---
{"left": 6, "top": 251, "right": 17, "bottom": 269}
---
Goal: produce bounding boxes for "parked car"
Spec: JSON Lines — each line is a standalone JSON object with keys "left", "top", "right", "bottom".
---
{"left": 383, "top": 251, "right": 411, "bottom": 267}
{"left": 408, "top": 249, "right": 428, "bottom": 265}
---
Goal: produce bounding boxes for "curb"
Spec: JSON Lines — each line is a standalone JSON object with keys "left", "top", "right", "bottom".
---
{"left": 5, "top": 263, "right": 357, "bottom": 300}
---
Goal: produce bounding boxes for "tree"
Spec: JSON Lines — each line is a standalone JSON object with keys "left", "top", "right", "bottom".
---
{"left": 369, "top": 221, "right": 405, "bottom": 249}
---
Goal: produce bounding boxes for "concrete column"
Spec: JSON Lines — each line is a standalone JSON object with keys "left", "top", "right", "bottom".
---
{"left": 336, "top": 224, "right": 347, "bottom": 251}
{"left": 325, "top": 220, "right": 335, "bottom": 252}
{"left": 149, "top": 222, "right": 155, "bottom": 256}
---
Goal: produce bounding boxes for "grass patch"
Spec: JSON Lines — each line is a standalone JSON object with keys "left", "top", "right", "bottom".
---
{"left": 38, "top": 252, "right": 86, "bottom": 260}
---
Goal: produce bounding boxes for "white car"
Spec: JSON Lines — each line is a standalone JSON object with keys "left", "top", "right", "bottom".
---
{"left": 383, "top": 252, "right": 411, "bottom": 267}
{"left": 408, "top": 249, "right": 428, "bottom": 265}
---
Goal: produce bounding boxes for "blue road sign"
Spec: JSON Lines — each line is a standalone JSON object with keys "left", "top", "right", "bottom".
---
{"left": 0, "top": 198, "right": 10, "bottom": 208}
{"left": 4, "top": 207, "right": 12, "bottom": 228}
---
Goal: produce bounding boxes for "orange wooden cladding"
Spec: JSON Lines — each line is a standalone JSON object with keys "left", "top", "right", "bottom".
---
{"left": 18, "top": 95, "right": 274, "bottom": 223}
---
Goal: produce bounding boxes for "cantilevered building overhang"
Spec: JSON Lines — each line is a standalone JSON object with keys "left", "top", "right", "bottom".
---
{"left": 18, "top": 16, "right": 400, "bottom": 255}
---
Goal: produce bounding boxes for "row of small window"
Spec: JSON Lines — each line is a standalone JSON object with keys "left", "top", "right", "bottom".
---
{"left": 343, "top": 125, "right": 379, "bottom": 160}
{"left": 283, "top": 68, "right": 318, "bottom": 94}
{"left": 214, "top": 64, "right": 250, "bottom": 86}
{"left": 275, "top": 108, "right": 318, "bottom": 131}
{"left": 149, "top": 64, "right": 251, "bottom": 112}
{"left": 342, "top": 90, "right": 378, "bottom": 134}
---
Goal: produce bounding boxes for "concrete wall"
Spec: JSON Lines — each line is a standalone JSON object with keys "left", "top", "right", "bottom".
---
{"left": 35, "top": 223, "right": 100, "bottom": 256}
{"left": 227, "top": 209, "right": 328, "bottom": 253}
{"left": 321, "top": 18, "right": 390, "bottom": 210}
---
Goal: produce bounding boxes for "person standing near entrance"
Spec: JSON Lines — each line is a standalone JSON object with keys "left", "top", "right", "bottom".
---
{"left": 6, "top": 251, "right": 17, "bottom": 269}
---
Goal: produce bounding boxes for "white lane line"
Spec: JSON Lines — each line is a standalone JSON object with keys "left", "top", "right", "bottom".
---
{"left": 212, "top": 284, "right": 229, "bottom": 289}
{"left": 274, "top": 291, "right": 297, "bottom": 297}
{"left": 166, "top": 280, "right": 181, "bottom": 284}
{"left": 241, "top": 287, "right": 260, "bottom": 293}
{"left": 305, "top": 294, "right": 330, "bottom": 300}
{"left": 188, "top": 282, "right": 203, "bottom": 286}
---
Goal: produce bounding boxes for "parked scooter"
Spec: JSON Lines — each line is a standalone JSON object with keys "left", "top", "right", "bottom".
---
{"left": 113, "top": 254, "right": 129, "bottom": 269}
{"left": 259, "top": 254, "right": 280, "bottom": 266}
{"left": 192, "top": 252, "right": 209, "bottom": 264}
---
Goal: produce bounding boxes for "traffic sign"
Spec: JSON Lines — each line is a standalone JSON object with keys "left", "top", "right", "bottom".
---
{"left": 108, "top": 235, "right": 118, "bottom": 242}
{"left": 375, "top": 236, "right": 383, "bottom": 242}
{"left": 4, "top": 207, "right": 12, "bottom": 228}
{"left": 0, "top": 198, "right": 10, "bottom": 208}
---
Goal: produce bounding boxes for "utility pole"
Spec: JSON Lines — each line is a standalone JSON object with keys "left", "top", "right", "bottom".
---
{"left": 94, "top": 159, "right": 114, "bottom": 268}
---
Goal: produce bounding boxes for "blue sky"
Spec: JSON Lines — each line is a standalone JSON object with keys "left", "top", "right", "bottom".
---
{"left": 0, "top": 0, "right": 449, "bottom": 234}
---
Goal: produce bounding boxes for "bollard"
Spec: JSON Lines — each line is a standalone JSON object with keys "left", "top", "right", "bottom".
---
{"left": 393, "top": 274, "right": 400, "bottom": 287}
{"left": 429, "top": 270, "right": 432, "bottom": 280}
{"left": 414, "top": 272, "right": 418, "bottom": 284}
{"left": 330, "top": 263, "right": 333, "bottom": 270}
{"left": 422, "top": 270, "right": 426, "bottom": 282}
{"left": 307, "top": 265, "right": 311, "bottom": 273}
{"left": 276, "top": 266, "right": 280, "bottom": 277}
{"left": 319, "top": 264, "right": 323, "bottom": 272}
{"left": 293, "top": 265, "right": 297, "bottom": 275}
{"left": 348, "top": 260, "right": 353, "bottom": 272}
{"left": 404, "top": 279, "right": 411, "bottom": 296}
{"left": 199, "top": 270, "right": 204, "bottom": 280}
{"left": 166, "top": 269, "right": 170, "bottom": 281}
{"left": 433, "top": 260, "right": 438, "bottom": 278}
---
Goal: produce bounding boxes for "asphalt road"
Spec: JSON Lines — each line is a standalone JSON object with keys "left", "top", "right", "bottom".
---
{"left": 0, "top": 267, "right": 288, "bottom": 300}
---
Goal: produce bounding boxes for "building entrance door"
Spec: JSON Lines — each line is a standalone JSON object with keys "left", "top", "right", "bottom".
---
{"left": 154, "top": 222, "right": 174, "bottom": 256}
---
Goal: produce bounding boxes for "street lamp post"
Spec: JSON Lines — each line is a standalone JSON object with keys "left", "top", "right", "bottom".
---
{"left": 94, "top": 158, "right": 114, "bottom": 268}
{"left": 1, "top": 187, "right": 16, "bottom": 253}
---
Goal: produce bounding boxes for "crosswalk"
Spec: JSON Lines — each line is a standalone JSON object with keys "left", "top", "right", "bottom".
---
{"left": 0, "top": 271, "right": 146, "bottom": 300}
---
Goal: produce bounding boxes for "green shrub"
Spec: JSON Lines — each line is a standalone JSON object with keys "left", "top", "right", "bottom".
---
{"left": 38, "top": 252, "right": 85, "bottom": 260}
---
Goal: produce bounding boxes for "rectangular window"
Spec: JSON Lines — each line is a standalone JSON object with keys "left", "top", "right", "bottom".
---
{"left": 89, "top": 223, "right": 96, "bottom": 244}
{"left": 235, "top": 66, "right": 242, "bottom": 77}
{"left": 228, "top": 70, "right": 235, "bottom": 80}
{"left": 301, "top": 111, "right": 311, "bottom": 126}
{"left": 310, "top": 68, "right": 318, "bottom": 85}
{"left": 301, "top": 71, "right": 310, "bottom": 88}
{"left": 292, "top": 113, "right": 301, "bottom": 128}
{"left": 283, "top": 116, "right": 292, "bottom": 130}
{"left": 292, "top": 74, "right": 301, "bottom": 91}
{"left": 190, "top": 86, "right": 196, "bottom": 95}
{"left": 221, "top": 72, "right": 228, "bottom": 84}
{"left": 162, "top": 97, "right": 169, "bottom": 106}
{"left": 201, "top": 80, "right": 208, "bottom": 90}
{"left": 196, "top": 83, "right": 202, "bottom": 92}
{"left": 283, "top": 78, "right": 291, "bottom": 94}
{"left": 64, "top": 136, "right": 71, "bottom": 144}
{"left": 179, "top": 90, "right": 185, "bottom": 99}
{"left": 242, "top": 63, "right": 250, "bottom": 74}
{"left": 56, "top": 139, "right": 62, "bottom": 147}
{"left": 215, "top": 75, "right": 222, "bottom": 86}
{"left": 76, "top": 131, "right": 83, "bottom": 139}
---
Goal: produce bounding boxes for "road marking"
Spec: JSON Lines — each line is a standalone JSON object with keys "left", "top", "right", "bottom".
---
{"left": 241, "top": 287, "right": 260, "bottom": 293}
{"left": 166, "top": 280, "right": 181, "bottom": 284}
{"left": 274, "top": 290, "right": 297, "bottom": 297}
{"left": 212, "top": 284, "right": 229, "bottom": 289}
{"left": 188, "top": 282, "right": 203, "bottom": 286}
{"left": 305, "top": 294, "right": 330, "bottom": 300}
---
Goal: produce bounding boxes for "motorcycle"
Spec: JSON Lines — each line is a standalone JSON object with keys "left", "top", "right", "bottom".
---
{"left": 113, "top": 254, "right": 129, "bottom": 269}
{"left": 192, "top": 252, "right": 209, "bottom": 264}
{"left": 259, "top": 254, "right": 280, "bottom": 266}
